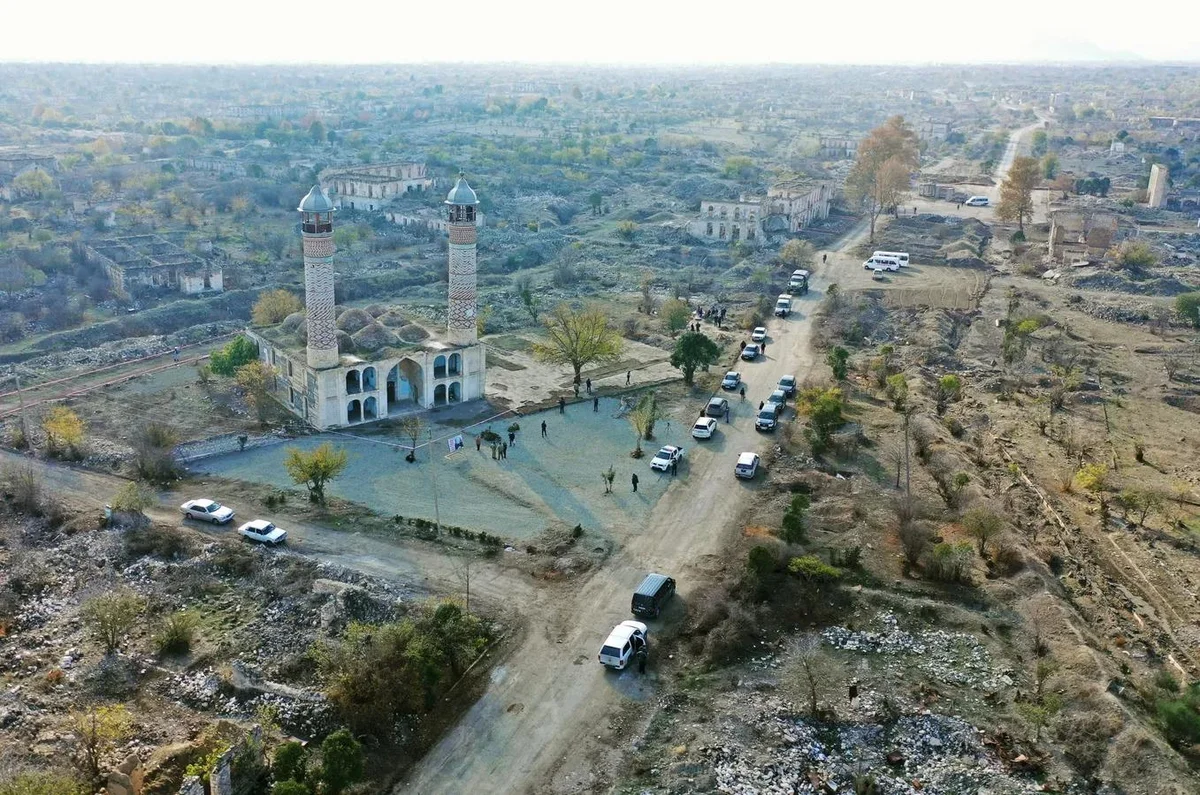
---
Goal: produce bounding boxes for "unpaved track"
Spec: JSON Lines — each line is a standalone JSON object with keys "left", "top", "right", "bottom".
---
{"left": 397, "top": 226, "right": 871, "bottom": 795}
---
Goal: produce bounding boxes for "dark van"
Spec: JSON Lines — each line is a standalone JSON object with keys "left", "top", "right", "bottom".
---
{"left": 631, "top": 573, "right": 676, "bottom": 618}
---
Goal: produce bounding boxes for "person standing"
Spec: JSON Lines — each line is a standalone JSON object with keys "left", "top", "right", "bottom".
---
{"left": 671, "top": 458, "right": 678, "bottom": 476}
{"left": 585, "top": 377, "right": 592, "bottom": 394}
{"left": 631, "top": 473, "right": 639, "bottom": 492}
{"left": 475, "top": 434, "right": 482, "bottom": 452}
{"left": 759, "top": 400, "right": 764, "bottom": 410}
{"left": 822, "top": 253, "right": 827, "bottom": 264}
{"left": 172, "top": 346, "right": 180, "bottom": 362}
{"left": 501, "top": 442, "right": 508, "bottom": 460}
{"left": 541, "top": 420, "right": 548, "bottom": 439}
{"left": 508, "top": 431, "right": 515, "bottom": 446}
{"left": 626, "top": 371, "right": 631, "bottom": 385}
{"left": 724, "top": 404, "right": 730, "bottom": 424}
{"left": 559, "top": 397, "right": 566, "bottom": 414}
{"left": 593, "top": 396, "right": 599, "bottom": 412}
{"left": 761, "top": 339, "right": 767, "bottom": 355}
{"left": 739, "top": 385, "right": 746, "bottom": 401}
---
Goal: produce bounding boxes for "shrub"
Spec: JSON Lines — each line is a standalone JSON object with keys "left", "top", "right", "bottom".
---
{"left": 272, "top": 740, "right": 309, "bottom": 785}
{"left": 154, "top": 610, "right": 199, "bottom": 655}
{"left": 131, "top": 421, "right": 180, "bottom": 484}
{"left": 251, "top": 289, "right": 303, "bottom": 326}
{"left": 829, "top": 546, "right": 862, "bottom": 569}
{"left": 746, "top": 545, "right": 777, "bottom": 577}
{"left": 110, "top": 481, "right": 155, "bottom": 515}
{"left": 787, "top": 555, "right": 842, "bottom": 582}
{"left": 1157, "top": 683, "right": 1200, "bottom": 748}
{"left": 780, "top": 493, "right": 809, "bottom": 543}
{"left": 991, "top": 536, "right": 1025, "bottom": 576}
{"left": 318, "top": 729, "right": 364, "bottom": 795}
{"left": 208, "top": 335, "right": 259, "bottom": 377}
{"left": 123, "top": 526, "right": 193, "bottom": 561}
{"left": 42, "top": 406, "right": 85, "bottom": 459}
{"left": 1176, "top": 292, "right": 1200, "bottom": 328}
{"left": 925, "top": 542, "right": 973, "bottom": 584}
{"left": 80, "top": 591, "right": 143, "bottom": 653}
{"left": 961, "top": 508, "right": 1004, "bottom": 557}
{"left": 3, "top": 465, "right": 42, "bottom": 514}
{"left": 0, "top": 772, "right": 84, "bottom": 795}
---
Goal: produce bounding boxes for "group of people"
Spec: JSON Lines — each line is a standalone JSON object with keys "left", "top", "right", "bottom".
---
{"left": 694, "top": 304, "right": 727, "bottom": 330}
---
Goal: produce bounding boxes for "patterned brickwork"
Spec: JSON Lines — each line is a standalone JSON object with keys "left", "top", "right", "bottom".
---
{"left": 303, "top": 235, "right": 334, "bottom": 259}
{"left": 447, "top": 240, "right": 477, "bottom": 343}
{"left": 449, "top": 225, "right": 476, "bottom": 245}
{"left": 304, "top": 233, "right": 339, "bottom": 369}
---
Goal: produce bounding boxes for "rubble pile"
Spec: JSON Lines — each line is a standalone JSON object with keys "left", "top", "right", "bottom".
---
{"left": 870, "top": 216, "right": 992, "bottom": 267}
{"left": 703, "top": 701, "right": 1041, "bottom": 795}
{"left": 821, "top": 614, "right": 1012, "bottom": 692}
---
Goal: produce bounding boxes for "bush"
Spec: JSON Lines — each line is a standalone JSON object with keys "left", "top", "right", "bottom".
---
{"left": 1157, "top": 683, "right": 1200, "bottom": 748}
{"left": 318, "top": 729, "right": 364, "bottom": 795}
{"left": 110, "top": 482, "right": 155, "bottom": 515}
{"left": 122, "top": 526, "right": 193, "bottom": 561}
{"left": 829, "top": 546, "right": 862, "bottom": 569}
{"left": 0, "top": 772, "right": 84, "bottom": 795}
{"left": 209, "top": 335, "right": 259, "bottom": 377}
{"left": 780, "top": 493, "right": 809, "bottom": 543}
{"left": 272, "top": 740, "right": 309, "bottom": 785}
{"left": 252, "top": 289, "right": 303, "bottom": 326}
{"left": 991, "top": 535, "right": 1025, "bottom": 575}
{"left": 131, "top": 421, "right": 180, "bottom": 484}
{"left": 80, "top": 591, "right": 143, "bottom": 653}
{"left": 925, "top": 542, "right": 974, "bottom": 584}
{"left": 153, "top": 610, "right": 199, "bottom": 655}
{"left": 3, "top": 465, "right": 42, "bottom": 514}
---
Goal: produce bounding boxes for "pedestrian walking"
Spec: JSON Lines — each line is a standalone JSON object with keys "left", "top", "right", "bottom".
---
{"left": 475, "top": 434, "right": 482, "bottom": 452}
{"left": 508, "top": 431, "right": 515, "bottom": 446}
{"left": 172, "top": 346, "right": 180, "bottom": 362}
{"left": 848, "top": 680, "right": 859, "bottom": 706}
{"left": 739, "top": 385, "right": 746, "bottom": 401}
{"left": 585, "top": 377, "right": 592, "bottom": 394}
{"left": 761, "top": 340, "right": 767, "bottom": 355}
{"left": 541, "top": 420, "right": 548, "bottom": 439}
{"left": 759, "top": 400, "right": 764, "bottom": 410}
{"left": 631, "top": 473, "right": 639, "bottom": 492}
{"left": 822, "top": 253, "right": 827, "bottom": 264}
{"left": 671, "top": 459, "right": 678, "bottom": 476}
{"left": 559, "top": 396, "right": 566, "bottom": 414}
{"left": 724, "top": 405, "right": 730, "bottom": 423}
{"left": 593, "top": 396, "right": 599, "bottom": 412}
{"left": 501, "top": 442, "right": 508, "bottom": 460}
{"left": 739, "top": 341, "right": 746, "bottom": 352}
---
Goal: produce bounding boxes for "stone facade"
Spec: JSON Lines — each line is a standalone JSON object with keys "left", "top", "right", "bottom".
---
{"left": 688, "top": 199, "right": 763, "bottom": 242}
{"left": 818, "top": 136, "right": 858, "bottom": 159}
{"left": 767, "top": 179, "right": 834, "bottom": 232}
{"left": 84, "top": 235, "right": 222, "bottom": 298}
{"left": 302, "top": 226, "right": 339, "bottom": 371}
{"left": 325, "top": 162, "right": 433, "bottom": 211}
{"left": 1049, "top": 210, "right": 1119, "bottom": 265}
{"left": 447, "top": 216, "right": 478, "bottom": 345}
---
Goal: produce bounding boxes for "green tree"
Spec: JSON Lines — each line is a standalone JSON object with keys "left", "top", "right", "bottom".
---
{"left": 826, "top": 347, "right": 850, "bottom": 381}
{"left": 532, "top": 303, "right": 624, "bottom": 386}
{"left": 110, "top": 481, "right": 155, "bottom": 515}
{"left": 1176, "top": 292, "right": 1200, "bottom": 328}
{"left": 997, "top": 155, "right": 1040, "bottom": 233}
{"left": 309, "top": 120, "right": 326, "bottom": 144}
{"left": 209, "top": 336, "right": 259, "bottom": 376}
{"left": 42, "top": 406, "right": 85, "bottom": 458}
{"left": 318, "top": 729, "right": 363, "bottom": 795}
{"left": 251, "top": 289, "right": 302, "bottom": 326}
{"left": 284, "top": 442, "right": 349, "bottom": 505}
{"left": 628, "top": 391, "right": 663, "bottom": 456}
{"left": 660, "top": 298, "right": 691, "bottom": 336}
{"left": 12, "top": 168, "right": 54, "bottom": 199}
{"left": 588, "top": 192, "right": 603, "bottom": 214}
{"left": 778, "top": 239, "right": 814, "bottom": 269}
{"left": 669, "top": 332, "right": 720, "bottom": 386}
{"left": 846, "top": 116, "right": 920, "bottom": 241}
{"left": 796, "top": 387, "right": 844, "bottom": 455}
{"left": 273, "top": 740, "right": 309, "bottom": 785}
{"left": 1041, "top": 153, "right": 1059, "bottom": 180}
{"left": 723, "top": 156, "right": 758, "bottom": 180}
{"left": 70, "top": 705, "right": 132, "bottom": 786}
{"left": 935, "top": 374, "right": 962, "bottom": 415}
{"left": 80, "top": 591, "right": 143, "bottom": 653}
{"left": 1114, "top": 241, "right": 1157, "bottom": 271}
{"left": 884, "top": 373, "right": 908, "bottom": 412}
{"left": 961, "top": 508, "right": 1004, "bottom": 557}
{"left": 780, "top": 493, "right": 810, "bottom": 543}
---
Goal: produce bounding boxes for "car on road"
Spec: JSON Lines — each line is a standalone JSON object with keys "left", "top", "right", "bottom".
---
{"left": 767, "top": 388, "right": 788, "bottom": 408}
{"left": 774, "top": 294, "right": 793, "bottom": 318}
{"left": 238, "top": 519, "right": 288, "bottom": 545}
{"left": 691, "top": 417, "right": 718, "bottom": 440}
{"left": 964, "top": 195, "right": 989, "bottom": 207}
{"left": 734, "top": 452, "right": 761, "bottom": 479}
{"left": 180, "top": 498, "right": 235, "bottom": 524}
{"left": 598, "top": 620, "right": 648, "bottom": 670}
{"left": 721, "top": 371, "right": 742, "bottom": 390}
{"left": 755, "top": 406, "right": 780, "bottom": 432}
{"left": 650, "top": 445, "right": 684, "bottom": 472}
{"left": 706, "top": 396, "right": 729, "bottom": 417}
{"left": 872, "top": 268, "right": 885, "bottom": 281}
{"left": 741, "top": 343, "right": 761, "bottom": 361}
{"left": 750, "top": 326, "right": 767, "bottom": 343}
{"left": 778, "top": 374, "right": 797, "bottom": 397}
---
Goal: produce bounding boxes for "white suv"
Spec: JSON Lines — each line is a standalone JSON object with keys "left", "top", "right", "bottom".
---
{"left": 598, "top": 621, "right": 648, "bottom": 669}
{"left": 735, "top": 452, "right": 760, "bottom": 478}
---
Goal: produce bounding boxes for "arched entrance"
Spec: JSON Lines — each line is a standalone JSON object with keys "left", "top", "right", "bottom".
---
{"left": 448, "top": 381, "right": 461, "bottom": 403}
{"left": 347, "top": 399, "right": 362, "bottom": 423}
{"left": 387, "top": 358, "right": 424, "bottom": 414}
{"left": 346, "top": 370, "right": 361, "bottom": 394}
{"left": 363, "top": 366, "right": 377, "bottom": 391}
{"left": 363, "top": 396, "right": 378, "bottom": 420}
{"left": 434, "top": 355, "right": 447, "bottom": 379}
{"left": 433, "top": 384, "right": 447, "bottom": 406}
{"left": 449, "top": 353, "right": 461, "bottom": 376}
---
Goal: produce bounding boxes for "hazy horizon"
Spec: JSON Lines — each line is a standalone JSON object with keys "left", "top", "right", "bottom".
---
{"left": 7, "top": 0, "right": 1199, "bottom": 66}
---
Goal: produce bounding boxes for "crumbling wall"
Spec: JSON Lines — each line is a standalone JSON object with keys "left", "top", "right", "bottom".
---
{"left": 106, "top": 753, "right": 145, "bottom": 795}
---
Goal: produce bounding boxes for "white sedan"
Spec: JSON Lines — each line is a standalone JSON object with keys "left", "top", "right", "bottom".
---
{"left": 650, "top": 445, "right": 684, "bottom": 472}
{"left": 691, "top": 418, "right": 717, "bottom": 439}
{"left": 751, "top": 326, "right": 767, "bottom": 343}
{"left": 238, "top": 519, "right": 288, "bottom": 545}
{"left": 180, "top": 498, "right": 235, "bottom": 524}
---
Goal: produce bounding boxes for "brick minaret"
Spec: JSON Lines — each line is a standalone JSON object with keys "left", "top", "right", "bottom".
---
{"left": 298, "top": 186, "right": 339, "bottom": 369}
{"left": 445, "top": 174, "right": 479, "bottom": 345}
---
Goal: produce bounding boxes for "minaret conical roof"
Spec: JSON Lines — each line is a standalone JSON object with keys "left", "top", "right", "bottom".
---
{"left": 444, "top": 174, "right": 478, "bottom": 206}
{"left": 298, "top": 185, "right": 335, "bottom": 213}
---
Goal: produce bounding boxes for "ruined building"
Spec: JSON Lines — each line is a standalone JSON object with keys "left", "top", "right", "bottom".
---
{"left": 1048, "top": 210, "right": 1119, "bottom": 265}
{"left": 247, "top": 177, "right": 486, "bottom": 430}
{"left": 323, "top": 162, "right": 434, "bottom": 212}
{"left": 84, "top": 235, "right": 223, "bottom": 298}
{"left": 1147, "top": 164, "right": 1169, "bottom": 209}
{"left": 689, "top": 178, "right": 833, "bottom": 243}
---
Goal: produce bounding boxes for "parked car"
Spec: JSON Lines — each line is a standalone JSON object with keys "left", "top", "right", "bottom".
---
{"left": 631, "top": 573, "right": 676, "bottom": 618}
{"left": 650, "top": 445, "right": 683, "bottom": 472}
{"left": 721, "top": 371, "right": 742, "bottom": 390}
{"left": 965, "top": 195, "right": 989, "bottom": 207}
{"left": 180, "top": 498, "right": 235, "bottom": 524}
{"left": 751, "top": 326, "right": 767, "bottom": 343}
{"left": 706, "top": 396, "right": 729, "bottom": 417}
{"left": 741, "top": 343, "right": 761, "bottom": 361}
{"left": 767, "top": 388, "right": 788, "bottom": 408}
{"left": 598, "top": 620, "right": 648, "bottom": 669}
{"left": 872, "top": 268, "right": 885, "bottom": 281}
{"left": 734, "top": 452, "right": 761, "bottom": 479}
{"left": 778, "top": 374, "right": 797, "bottom": 397}
{"left": 238, "top": 519, "right": 287, "bottom": 545}
{"left": 691, "top": 417, "right": 718, "bottom": 439}
{"left": 755, "top": 407, "right": 779, "bottom": 432}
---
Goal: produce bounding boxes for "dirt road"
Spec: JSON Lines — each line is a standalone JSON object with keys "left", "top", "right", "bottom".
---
{"left": 396, "top": 227, "right": 873, "bottom": 794}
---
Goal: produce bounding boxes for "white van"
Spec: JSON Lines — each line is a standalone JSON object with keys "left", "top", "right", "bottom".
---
{"left": 965, "top": 196, "right": 989, "bottom": 207}
{"left": 862, "top": 255, "right": 900, "bottom": 272}
{"left": 872, "top": 251, "right": 909, "bottom": 267}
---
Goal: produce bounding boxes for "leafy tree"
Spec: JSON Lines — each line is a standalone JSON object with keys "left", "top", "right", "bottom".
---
{"left": 209, "top": 336, "right": 259, "bottom": 376}
{"left": 796, "top": 387, "right": 844, "bottom": 455}
{"left": 251, "top": 289, "right": 302, "bottom": 326}
{"left": 1115, "top": 489, "right": 1164, "bottom": 528}
{"left": 1041, "top": 153, "right": 1059, "bottom": 180}
{"left": 1174, "top": 292, "right": 1200, "bottom": 328}
{"left": 284, "top": 442, "right": 349, "bottom": 505}
{"left": 628, "top": 392, "right": 663, "bottom": 456}
{"left": 512, "top": 274, "right": 539, "bottom": 323}
{"left": 236, "top": 361, "right": 274, "bottom": 423}
{"left": 131, "top": 420, "right": 180, "bottom": 484}
{"left": 723, "top": 156, "right": 758, "bottom": 181}
{"left": 273, "top": 740, "right": 309, "bottom": 785}
{"left": 1075, "top": 463, "right": 1110, "bottom": 495}
{"left": 70, "top": 706, "right": 132, "bottom": 786}
{"left": 935, "top": 375, "right": 962, "bottom": 415}
{"left": 884, "top": 373, "right": 908, "bottom": 412}
{"left": 110, "top": 481, "right": 155, "bottom": 515}
{"left": 1114, "top": 241, "right": 1157, "bottom": 271}
{"left": 669, "top": 332, "right": 720, "bottom": 385}
{"left": 318, "top": 729, "right": 363, "bottom": 795}
{"left": 997, "top": 155, "right": 1040, "bottom": 233}
{"left": 746, "top": 545, "right": 777, "bottom": 577}
{"left": 779, "top": 239, "right": 814, "bottom": 269}
{"left": 660, "top": 298, "right": 691, "bottom": 336}
{"left": 42, "top": 406, "right": 85, "bottom": 458}
{"left": 846, "top": 116, "right": 920, "bottom": 241}
{"left": 826, "top": 347, "right": 850, "bottom": 381}
{"left": 309, "top": 120, "right": 326, "bottom": 144}
{"left": 780, "top": 493, "right": 810, "bottom": 543}
{"left": 787, "top": 555, "right": 842, "bottom": 582}
{"left": 962, "top": 508, "right": 1004, "bottom": 557}
{"left": 12, "top": 169, "right": 54, "bottom": 199}
{"left": 80, "top": 591, "right": 143, "bottom": 653}
{"left": 588, "top": 192, "right": 603, "bottom": 214}
{"left": 532, "top": 303, "right": 624, "bottom": 386}
{"left": 1030, "top": 129, "right": 1049, "bottom": 156}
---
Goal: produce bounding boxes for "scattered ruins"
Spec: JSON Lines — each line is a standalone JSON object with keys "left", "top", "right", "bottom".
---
{"left": 689, "top": 178, "right": 833, "bottom": 243}
{"left": 84, "top": 235, "right": 224, "bottom": 297}
{"left": 322, "top": 162, "right": 434, "bottom": 212}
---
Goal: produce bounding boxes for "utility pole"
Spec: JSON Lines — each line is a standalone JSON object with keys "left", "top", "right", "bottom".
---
{"left": 428, "top": 428, "right": 440, "bottom": 533}
{"left": 13, "top": 373, "right": 29, "bottom": 446}
{"left": 903, "top": 409, "right": 912, "bottom": 497}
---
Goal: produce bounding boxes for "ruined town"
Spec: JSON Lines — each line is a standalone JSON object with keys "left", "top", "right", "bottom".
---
{"left": 0, "top": 14, "right": 1199, "bottom": 795}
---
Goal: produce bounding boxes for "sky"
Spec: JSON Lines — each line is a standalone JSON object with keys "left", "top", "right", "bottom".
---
{"left": 5, "top": 0, "right": 1198, "bottom": 65}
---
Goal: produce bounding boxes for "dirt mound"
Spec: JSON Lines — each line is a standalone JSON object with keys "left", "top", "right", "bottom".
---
{"left": 364, "top": 303, "right": 389, "bottom": 318}
{"left": 336, "top": 308, "right": 374, "bottom": 334}
{"left": 397, "top": 323, "right": 430, "bottom": 343}
{"left": 281, "top": 311, "right": 306, "bottom": 333}
{"left": 379, "top": 310, "right": 409, "bottom": 328}
{"left": 352, "top": 323, "right": 399, "bottom": 353}
{"left": 336, "top": 329, "right": 355, "bottom": 354}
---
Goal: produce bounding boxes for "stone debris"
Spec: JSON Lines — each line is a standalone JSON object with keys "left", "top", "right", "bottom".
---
{"left": 822, "top": 613, "right": 1011, "bottom": 692}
